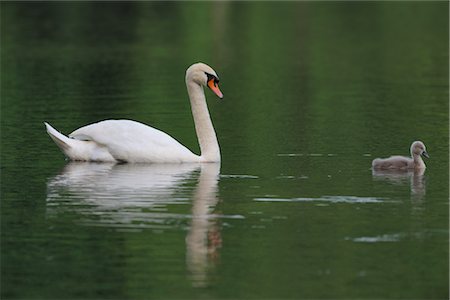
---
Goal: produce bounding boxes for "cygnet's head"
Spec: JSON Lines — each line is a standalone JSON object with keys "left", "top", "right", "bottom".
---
{"left": 186, "top": 62, "right": 223, "bottom": 99}
{"left": 411, "top": 141, "right": 429, "bottom": 158}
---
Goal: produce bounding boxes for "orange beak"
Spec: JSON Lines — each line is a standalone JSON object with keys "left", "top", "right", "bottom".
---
{"left": 207, "top": 79, "right": 223, "bottom": 99}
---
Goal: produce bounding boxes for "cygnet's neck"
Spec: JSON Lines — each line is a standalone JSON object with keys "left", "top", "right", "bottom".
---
{"left": 186, "top": 81, "right": 220, "bottom": 162}
{"left": 412, "top": 153, "right": 426, "bottom": 169}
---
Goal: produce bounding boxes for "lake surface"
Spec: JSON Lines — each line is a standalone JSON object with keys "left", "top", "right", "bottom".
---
{"left": 1, "top": 2, "right": 448, "bottom": 299}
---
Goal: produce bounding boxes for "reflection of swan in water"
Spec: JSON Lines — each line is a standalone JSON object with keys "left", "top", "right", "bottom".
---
{"left": 186, "top": 163, "right": 221, "bottom": 287}
{"left": 47, "top": 163, "right": 201, "bottom": 227}
{"left": 46, "top": 162, "right": 227, "bottom": 286}
{"left": 372, "top": 168, "right": 426, "bottom": 202}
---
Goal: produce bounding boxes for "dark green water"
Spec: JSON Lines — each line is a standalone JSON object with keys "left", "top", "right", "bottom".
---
{"left": 1, "top": 2, "right": 448, "bottom": 299}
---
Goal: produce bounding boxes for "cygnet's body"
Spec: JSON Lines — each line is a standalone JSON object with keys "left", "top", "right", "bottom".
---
{"left": 372, "top": 141, "right": 429, "bottom": 170}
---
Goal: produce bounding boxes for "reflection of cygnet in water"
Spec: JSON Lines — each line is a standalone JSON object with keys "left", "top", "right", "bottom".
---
{"left": 185, "top": 163, "right": 222, "bottom": 288}
{"left": 46, "top": 162, "right": 201, "bottom": 225}
{"left": 372, "top": 168, "right": 426, "bottom": 202}
{"left": 372, "top": 141, "right": 429, "bottom": 170}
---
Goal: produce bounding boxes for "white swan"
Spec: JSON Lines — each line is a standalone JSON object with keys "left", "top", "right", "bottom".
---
{"left": 45, "top": 63, "right": 223, "bottom": 163}
{"left": 372, "top": 141, "right": 429, "bottom": 170}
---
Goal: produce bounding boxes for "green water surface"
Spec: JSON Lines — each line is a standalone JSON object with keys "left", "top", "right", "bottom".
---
{"left": 1, "top": 2, "right": 448, "bottom": 299}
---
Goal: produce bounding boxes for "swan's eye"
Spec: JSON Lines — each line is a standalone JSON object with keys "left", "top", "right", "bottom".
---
{"left": 205, "top": 72, "right": 219, "bottom": 86}
{"left": 205, "top": 72, "right": 223, "bottom": 99}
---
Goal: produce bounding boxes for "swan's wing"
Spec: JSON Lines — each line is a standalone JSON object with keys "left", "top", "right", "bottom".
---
{"left": 69, "top": 120, "right": 199, "bottom": 163}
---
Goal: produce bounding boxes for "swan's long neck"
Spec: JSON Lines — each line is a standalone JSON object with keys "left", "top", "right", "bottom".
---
{"left": 187, "top": 81, "right": 220, "bottom": 162}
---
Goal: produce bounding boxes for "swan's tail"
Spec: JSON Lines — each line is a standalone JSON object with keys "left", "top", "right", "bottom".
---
{"left": 45, "top": 122, "right": 72, "bottom": 152}
{"left": 44, "top": 122, "right": 115, "bottom": 162}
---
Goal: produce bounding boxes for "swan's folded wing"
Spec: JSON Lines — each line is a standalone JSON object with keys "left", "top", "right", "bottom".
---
{"left": 70, "top": 133, "right": 92, "bottom": 141}
{"left": 69, "top": 120, "right": 199, "bottom": 163}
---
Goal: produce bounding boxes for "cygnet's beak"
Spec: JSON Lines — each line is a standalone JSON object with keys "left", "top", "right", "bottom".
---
{"left": 421, "top": 151, "right": 430, "bottom": 159}
{"left": 207, "top": 78, "right": 223, "bottom": 99}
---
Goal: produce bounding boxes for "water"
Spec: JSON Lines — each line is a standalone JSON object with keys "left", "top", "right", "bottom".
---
{"left": 1, "top": 2, "right": 448, "bottom": 299}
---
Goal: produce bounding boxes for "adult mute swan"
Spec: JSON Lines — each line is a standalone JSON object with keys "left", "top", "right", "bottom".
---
{"left": 372, "top": 141, "right": 429, "bottom": 170}
{"left": 45, "top": 63, "right": 223, "bottom": 163}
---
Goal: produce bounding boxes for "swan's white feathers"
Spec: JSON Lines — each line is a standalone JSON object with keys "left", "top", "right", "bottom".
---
{"left": 69, "top": 120, "right": 199, "bottom": 163}
{"left": 45, "top": 62, "right": 222, "bottom": 163}
{"left": 45, "top": 122, "right": 116, "bottom": 162}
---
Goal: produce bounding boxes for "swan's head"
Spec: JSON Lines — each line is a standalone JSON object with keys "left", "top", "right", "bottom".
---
{"left": 186, "top": 63, "right": 223, "bottom": 99}
{"left": 411, "top": 141, "right": 429, "bottom": 158}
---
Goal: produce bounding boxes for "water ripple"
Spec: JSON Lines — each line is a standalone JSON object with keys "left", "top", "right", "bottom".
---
{"left": 347, "top": 233, "right": 403, "bottom": 243}
{"left": 254, "top": 195, "right": 394, "bottom": 204}
{"left": 277, "top": 153, "right": 338, "bottom": 157}
{"left": 220, "top": 174, "right": 259, "bottom": 179}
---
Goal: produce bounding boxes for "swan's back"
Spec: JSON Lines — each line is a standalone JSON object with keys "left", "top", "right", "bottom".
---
{"left": 70, "top": 120, "right": 200, "bottom": 163}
